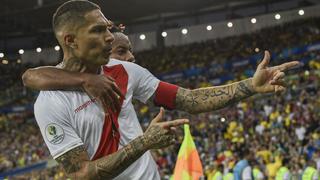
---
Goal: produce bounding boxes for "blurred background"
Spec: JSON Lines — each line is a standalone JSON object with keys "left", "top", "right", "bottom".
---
{"left": 0, "top": 0, "right": 320, "bottom": 179}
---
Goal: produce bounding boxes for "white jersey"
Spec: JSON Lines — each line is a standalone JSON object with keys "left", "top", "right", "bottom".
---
{"left": 34, "top": 59, "right": 161, "bottom": 180}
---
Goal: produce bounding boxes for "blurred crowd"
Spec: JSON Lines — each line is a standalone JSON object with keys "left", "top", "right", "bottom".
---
{"left": 0, "top": 16, "right": 320, "bottom": 179}
{"left": 136, "top": 18, "right": 320, "bottom": 76}
{"left": 0, "top": 107, "right": 48, "bottom": 172}
{"left": 149, "top": 69, "right": 320, "bottom": 179}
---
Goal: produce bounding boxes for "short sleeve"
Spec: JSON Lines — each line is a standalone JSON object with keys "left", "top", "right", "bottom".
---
{"left": 154, "top": 81, "right": 179, "bottom": 109}
{"left": 130, "top": 63, "right": 160, "bottom": 103}
{"left": 34, "top": 91, "right": 83, "bottom": 159}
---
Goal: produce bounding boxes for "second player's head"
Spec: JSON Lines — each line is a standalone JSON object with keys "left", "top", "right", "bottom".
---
{"left": 110, "top": 32, "right": 135, "bottom": 63}
{"left": 53, "top": 0, "right": 114, "bottom": 67}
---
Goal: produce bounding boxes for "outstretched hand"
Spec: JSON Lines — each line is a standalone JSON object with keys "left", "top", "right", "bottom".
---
{"left": 143, "top": 108, "right": 189, "bottom": 149}
{"left": 252, "top": 51, "right": 300, "bottom": 93}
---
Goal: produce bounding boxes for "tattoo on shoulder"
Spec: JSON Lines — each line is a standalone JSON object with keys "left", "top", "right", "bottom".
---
{"left": 56, "top": 145, "right": 87, "bottom": 174}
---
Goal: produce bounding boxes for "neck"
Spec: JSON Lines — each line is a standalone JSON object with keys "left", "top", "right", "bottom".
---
{"left": 62, "top": 56, "right": 100, "bottom": 74}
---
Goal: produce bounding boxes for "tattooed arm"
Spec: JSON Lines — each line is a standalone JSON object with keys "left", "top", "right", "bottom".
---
{"left": 56, "top": 136, "right": 149, "bottom": 179}
{"left": 175, "top": 78, "right": 255, "bottom": 114}
{"left": 56, "top": 109, "right": 188, "bottom": 179}
{"left": 174, "top": 51, "right": 300, "bottom": 114}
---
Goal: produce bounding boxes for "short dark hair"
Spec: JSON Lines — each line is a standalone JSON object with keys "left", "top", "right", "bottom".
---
{"left": 52, "top": 0, "right": 100, "bottom": 34}
{"left": 112, "top": 32, "right": 128, "bottom": 41}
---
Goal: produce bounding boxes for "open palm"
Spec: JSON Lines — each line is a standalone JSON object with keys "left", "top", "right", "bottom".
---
{"left": 252, "top": 51, "right": 299, "bottom": 93}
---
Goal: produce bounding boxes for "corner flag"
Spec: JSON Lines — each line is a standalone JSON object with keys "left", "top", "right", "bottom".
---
{"left": 172, "top": 124, "right": 203, "bottom": 180}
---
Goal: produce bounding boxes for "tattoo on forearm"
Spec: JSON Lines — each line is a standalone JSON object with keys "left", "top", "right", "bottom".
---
{"left": 91, "top": 136, "right": 148, "bottom": 179}
{"left": 56, "top": 137, "right": 150, "bottom": 179}
{"left": 56, "top": 145, "right": 86, "bottom": 174}
{"left": 92, "top": 126, "right": 174, "bottom": 179}
{"left": 143, "top": 125, "right": 175, "bottom": 149}
{"left": 176, "top": 78, "right": 255, "bottom": 114}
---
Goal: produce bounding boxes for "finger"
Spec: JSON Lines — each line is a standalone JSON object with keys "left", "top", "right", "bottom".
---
{"left": 270, "top": 79, "right": 286, "bottom": 87}
{"left": 99, "top": 98, "right": 110, "bottom": 114}
{"left": 275, "top": 85, "right": 286, "bottom": 93}
{"left": 107, "top": 90, "right": 122, "bottom": 112}
{"left": 103, "top": 93, "right": 116, "bottom": 112}
{"left": 270, "top": 69, "right": 280, "bottom": 83}
{"left": 113, "top": 92, "right": 122, "bottom": 112}
{"left": 161, "top": 119, "right": 189, "bottom": 128}
{"left": 111, "top": 82, "right": 125, "bottom": 99}
{"left": 278, "top": 86, "right": 286, "bottom": 92}
{"left": 86, "top": 92, "right": 95, "bottom": 100}
{"left": 105, "top": 75, "right": 115, "bottom": 82}
{"left": 273, "top": 71, "right": 285, "bottom": 81}
{"left": 150, "top": 107, "right": 165, "bottom": 125}
{"left": 103, "top": 75, "right": 125, "bottom": 99}
{"left": 277, "top": 61, "right": 300, "bottom": 71}
{"left": 257, "top": 50, "right": 270, "bottom": 70}
{"left": 275, "top": 86, "right": 280, "bottom": 94}
{"left": 106, "top": 86, "right": 121, "bottom": 110}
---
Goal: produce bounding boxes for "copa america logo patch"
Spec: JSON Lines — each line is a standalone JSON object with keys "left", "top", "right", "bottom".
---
{"left": 45, "top": 123, "right": 65, "bottom": 144}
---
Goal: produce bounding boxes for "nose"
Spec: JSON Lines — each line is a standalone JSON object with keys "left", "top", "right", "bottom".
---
{"left": 127, "top": 52, "right": 135, "bottom": 62}
{"left": 105, "top": 30, "right": 115, "bottom": 43}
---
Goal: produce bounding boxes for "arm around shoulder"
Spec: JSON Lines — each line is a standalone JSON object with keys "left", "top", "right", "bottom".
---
{"left": 22, "top": 66, "right": 86, "bottom": 90}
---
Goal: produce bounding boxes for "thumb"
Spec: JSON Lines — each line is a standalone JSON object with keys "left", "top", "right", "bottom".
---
{"left": 150, "top": 107, "right": 165, "bottom": 125}
{"left": 257, "top": 50, "right": 270, "bottom": 70}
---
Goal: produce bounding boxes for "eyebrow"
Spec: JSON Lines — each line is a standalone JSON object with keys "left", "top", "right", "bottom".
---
{"left": 116, "top": 45, "right": 128, "bottom": 50}
{"left": 90, "top": 23, "right": 113, "bottom": 30}
{"left": 91, "top": 24, "right": 107, "bottom": 29}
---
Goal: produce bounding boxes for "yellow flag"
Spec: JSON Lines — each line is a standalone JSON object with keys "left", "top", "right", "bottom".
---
{"left": 172, "top": 124, "right": 203, "bottom": 180}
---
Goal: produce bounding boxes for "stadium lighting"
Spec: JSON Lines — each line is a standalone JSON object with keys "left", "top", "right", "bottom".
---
{"left": 2, "top": 59, "right": 8, "bottom": 64}
{"left": 139, "top": 34, "right": 146, "bottom": 40}
{"left": 182, "top": 28, "right": 188, "bottom": 35}
{"left": 206, "top": 25, "right": 212, "bottom": 31}
{"left": 255, "top": 48, "right": 260, "bottom": 53}
{"left": 275, "top": 14, "right": 281, "bottom": 20}
{"left": 221, "top": 117, "right": 226, "bottom": 122}
{"left": 19, "top": 49, "right": 24, "bottom": 55}
{"left": 251, "top": 18, "right": 257, "bottom": 24}
{"left": 17, "top": 59, "right": 21, "bottom": 64}
{"left": 36, "top": 47, "right": 42, "bottom": 53}
{"left": 227, "top": 22, "right": 233, "bottom": 28}
{"left": 161, "top": 31, "right": 167, "bottom": 37}
{"left": 299, "top": 9, "right": 304, "bottom": 16}
{"left": 54, "top": 45, "right": 60, "bottom": 51}
{"left": 0, "top": 53, "right": 4, "bottom": 58}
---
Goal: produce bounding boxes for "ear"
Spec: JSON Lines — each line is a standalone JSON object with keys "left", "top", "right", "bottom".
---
{"left": 64, "top": 34, "right": 77, "bottom": 49}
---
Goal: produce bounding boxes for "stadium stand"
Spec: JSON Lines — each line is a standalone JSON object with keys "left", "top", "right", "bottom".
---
{"left": 1, "top": 15, "right": 320, "bottom": 179}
